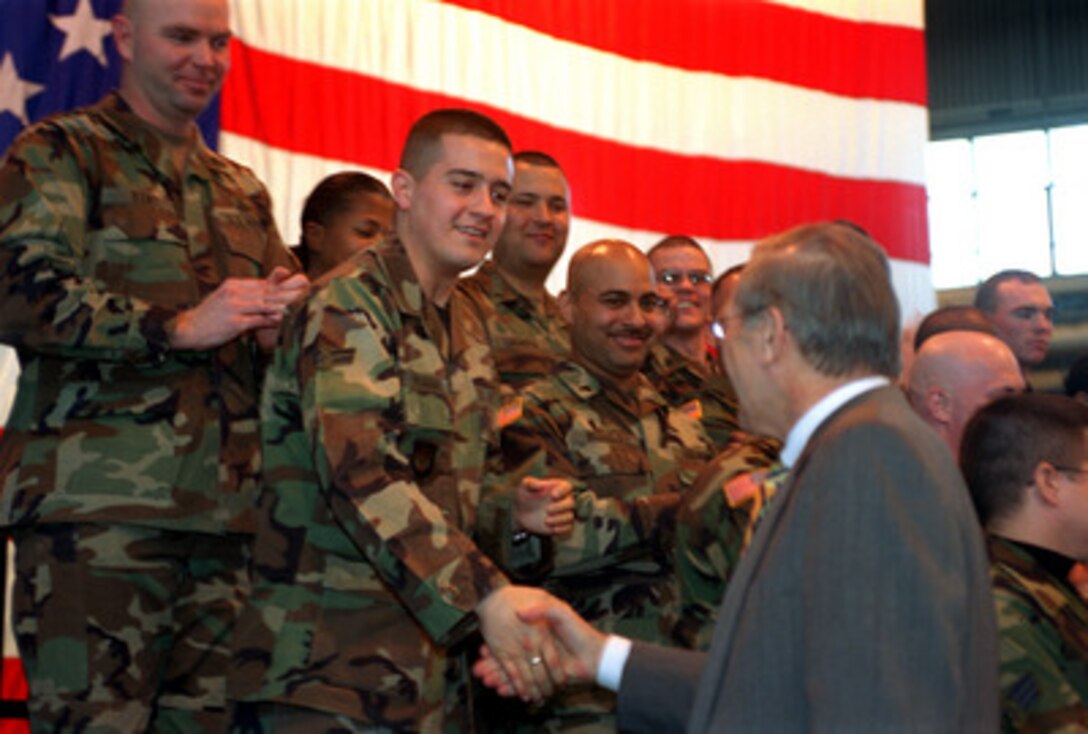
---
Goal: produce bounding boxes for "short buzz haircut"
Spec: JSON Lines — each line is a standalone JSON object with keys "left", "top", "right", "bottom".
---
{"left": 398, "top": 109, "right": 512, "bottom": 179}
{"left": 513, "top": 150, "right": 562, "bottom": 169}
{"left": 734, "top": 221, "right": 900, "bottom": 378}
{"left": 913, "top": 305, "right": 998, "bottom": 351}
{"left": 974, "top": 270, "right": 1043, "bottom": 314}
{"left": 960, "top": 393, "right": 1088, "bottom": 525}
{"left": 646, "top": 235, "right": 710, "bottom": 264}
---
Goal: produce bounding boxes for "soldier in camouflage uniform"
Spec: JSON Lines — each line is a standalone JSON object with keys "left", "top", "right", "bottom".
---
{"left": 669, "top": 433, "right": 783, "bottom": 650}
{"left": 229, "top": 110, "right": 570, "bottom": 733}
{"left": 961, "top": 393, "right": 1088, "bottom": 732}
{"left": 0, "top": 1, "right": 307, "bottom": 730}
{"left": 485, "top": 240, "right": 713, "bottom": 732}
{"left": 458, "top": 151, "right": 571, "bottom": 389}
{"left": 642, "top": 236, "right": 739, "bottom": 449}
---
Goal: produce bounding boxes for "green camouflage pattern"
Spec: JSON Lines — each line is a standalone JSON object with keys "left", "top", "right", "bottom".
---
{"left": 669, "top": 433, "right": 783, "bottom": 649}
{"left": 457, "top": 260, "right": 570, "bottom": 388}
{"left": 989, "top": 536, "right": 1088, "bottom": 733}
{"left": 12, "top": 523, "right": 248, "bottom": 733}
{"left": 641, "top": 342, "right": 740, "bottom": 450}
{"left": 0, "top": 92, "right": 295, "bottom": 534}
{"left": 482, "top": 359, "right": 712, "bottom": 732}
{"left": 229, "top": 238, "right": 508, "bottom": 732}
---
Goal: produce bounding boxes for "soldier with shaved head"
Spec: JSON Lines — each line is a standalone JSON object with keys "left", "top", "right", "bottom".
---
{"left": 485, "top": 239, "right": 712, "bottom": 732}
{"left": 0, "top": 0, "right": 307, "bottom": 729}
{"left": 907, "top": 330, "right": 1025, "bottom": 456}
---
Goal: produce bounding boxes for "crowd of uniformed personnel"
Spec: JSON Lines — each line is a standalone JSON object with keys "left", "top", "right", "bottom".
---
{"left": 0, "top": 1, "right": 1085, "bottom": 732}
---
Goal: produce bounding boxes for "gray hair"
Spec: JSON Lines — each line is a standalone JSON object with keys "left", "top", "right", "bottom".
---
{"left": 734, "top": 222, "right": 900, "bottom": 378}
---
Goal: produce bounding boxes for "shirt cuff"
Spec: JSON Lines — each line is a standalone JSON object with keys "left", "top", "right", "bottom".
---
{"left": 595, "top": 634, "right": 632, "bottom": 692}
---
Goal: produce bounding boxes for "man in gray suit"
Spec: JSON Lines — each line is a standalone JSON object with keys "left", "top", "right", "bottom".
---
{"left": 476, "top": 221, "right": 999, "bottom": 732}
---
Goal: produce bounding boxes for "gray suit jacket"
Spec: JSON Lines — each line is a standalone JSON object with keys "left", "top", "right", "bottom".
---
{"left": 618, "top": 386, "right": 999, "bottom": 733}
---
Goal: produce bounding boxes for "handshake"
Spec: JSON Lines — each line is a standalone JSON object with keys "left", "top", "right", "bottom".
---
{"left": 472, "top": 584, "right": 606, "bottom": 704}
{"left": 473, "top": 475, "right": 607, "bottom": 703}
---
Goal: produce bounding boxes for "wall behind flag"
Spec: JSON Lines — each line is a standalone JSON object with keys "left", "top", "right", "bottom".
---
{"left": 220, "top": 0, "right": 934, "bottom": 321}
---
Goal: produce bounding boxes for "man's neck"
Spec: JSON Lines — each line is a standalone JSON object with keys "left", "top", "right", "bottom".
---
{"left": 779, "top": 371, "right": 889, "bottom": 466}
{"left": 117, "top": 88, "right": 196, "bottom": 140}
{"left": 494, "top": 262, "right": 549, "bottom": 304}
{"left": 663, "top": 331, "right": 709, "bottom": 366}
{"left": 116, "top": 90, "right": 198, "bottom": 172}
{"left": 398, "top": 235, "right": 458, "bottom": 307}
{"left": 989, "top": 517, "right": 1081, "bottom": 563}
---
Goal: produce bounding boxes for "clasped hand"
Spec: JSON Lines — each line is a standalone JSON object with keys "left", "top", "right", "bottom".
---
{"left": 473, "top": 589, "right": 607, "bottom": 703}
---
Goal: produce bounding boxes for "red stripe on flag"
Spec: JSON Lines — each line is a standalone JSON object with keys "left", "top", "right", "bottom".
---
{"left": 438, "top": 0, "right": 926, "bottom": 105}
{"left": 222, "top": 43, "right": 929, "bottom": 263}
{"left": 0, "top": 658, "right": 26, "bottom": 702}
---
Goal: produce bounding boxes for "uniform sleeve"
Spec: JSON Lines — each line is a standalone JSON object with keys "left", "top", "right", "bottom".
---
{"left": 299, "top": 285, "right": 508, "bottom": 645}
{"left": 672, "top": 437, "right": 779, "bottom": 648}
{"left": 993, "top": 590, "right": 1088, "bottom": 733}
{"left": 485, "top": 395, "right": 680, "bottom": 578}
{"left": 0, "top": 124, "right": 175, "bottom": 362}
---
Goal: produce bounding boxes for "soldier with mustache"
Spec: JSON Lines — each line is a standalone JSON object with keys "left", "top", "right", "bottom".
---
{"left": 483, "top": 239, "right": 713, "bottom": 733}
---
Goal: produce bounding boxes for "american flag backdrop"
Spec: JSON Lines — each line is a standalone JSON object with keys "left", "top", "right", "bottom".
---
{"left": 0, "top": 0, "right": 932, "bottom": 724}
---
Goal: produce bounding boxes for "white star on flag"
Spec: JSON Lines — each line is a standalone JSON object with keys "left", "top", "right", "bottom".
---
{"left": 50, "top": 0, "right": 113, "bottom": 66}
{"left": 0, "top": 52, "right": 45, "bottom": 125}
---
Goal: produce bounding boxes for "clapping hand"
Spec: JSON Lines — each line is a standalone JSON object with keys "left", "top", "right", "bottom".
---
{"left": 514, "top": 477, "right": 575, "bottom": 536}
{"left": 170, "top": 267, "right": 310, "bottom": 351}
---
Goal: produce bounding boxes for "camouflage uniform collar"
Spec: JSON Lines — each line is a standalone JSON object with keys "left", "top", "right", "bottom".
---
{"left": 646, "top": 340, "right": 719, "bottom": 377}
{"left": 557, "top": 358, "right": 664, "bottom": 413}
{"left": 477, "top": 260, "right": 562, "bottom": 319}
{"left": 95, "top": 91, "right": 216, "bottom": 181}
{"left": 370, "top": 237, "right": 427, "bottom": 316}
{"left": 991, "top": 535, "right": 1076, "bottom": 585}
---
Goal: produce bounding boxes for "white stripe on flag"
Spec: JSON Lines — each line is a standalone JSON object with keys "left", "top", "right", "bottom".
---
{"left": 228, "top": 0, "right": 927, "bottom": 185}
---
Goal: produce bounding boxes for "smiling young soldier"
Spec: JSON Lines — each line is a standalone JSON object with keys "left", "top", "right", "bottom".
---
{"left": 229, "top": 109, "right": 574, "bottom": 732}
{"left": 643, "top": 235, "right": 739, "bottom": 448}
{"left": 484, "top": 239, "right": 713, "bottom": 732}
{"left": 459, "top": 151, "right": 573, "bottom": 388}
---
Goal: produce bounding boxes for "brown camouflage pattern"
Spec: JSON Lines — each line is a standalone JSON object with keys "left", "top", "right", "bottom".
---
{"left": 482, "top": 358, "right": 712, "bottom": 732}
{"left": 0, "top": 92, "right": 295, "bottom": 533}
{"left": 229, "top": 238, "right": 508, "bottom": 732}
{"left": 669, "top": 433, "right": 783, "bottom": 649}
{"left": 989, "top": 536, "right": 1088, "bottom": 733}
{"left": 457, "top": 260, "right": 571, "bottom": 389}
{"left": 641, "top": 342, "right": 740, "bottom": 450}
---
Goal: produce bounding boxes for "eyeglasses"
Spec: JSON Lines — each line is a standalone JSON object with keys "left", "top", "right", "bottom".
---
{"left": 659, "top": 269, "right": 713, "bottom": 287}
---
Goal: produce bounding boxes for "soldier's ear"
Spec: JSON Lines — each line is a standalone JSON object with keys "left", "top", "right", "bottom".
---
{"left": 558, "top": 289, "right": 573, "bottom": 324}
{"left": 391, "top": 169, "right": 414, "bottom": 211}
{"left": 112, "top": 15, "right": 134, "bottom": 63}
{"left": 925, "top": 387, "right": 952, "bottom": 426}
{"left": 1031, "top": 461, "right": 1063, "bottom": 507}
